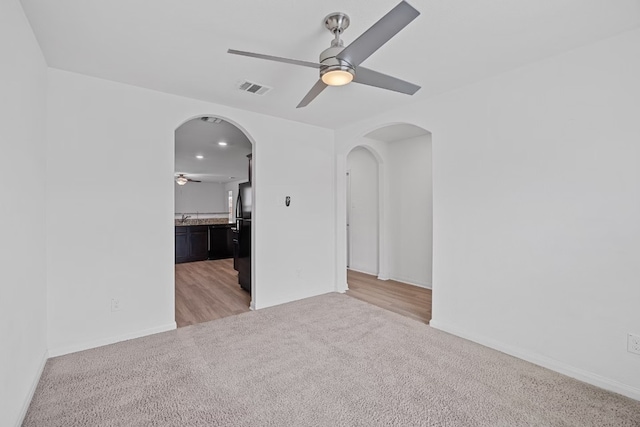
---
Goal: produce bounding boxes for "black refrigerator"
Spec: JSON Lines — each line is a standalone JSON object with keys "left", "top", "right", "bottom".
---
{"left": 236, "top": 182, "right": 251, "bottom": 293}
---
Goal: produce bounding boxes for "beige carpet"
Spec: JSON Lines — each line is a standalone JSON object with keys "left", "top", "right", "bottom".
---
{"left": 24, "top": 293, "right": 640, "bottom": 426}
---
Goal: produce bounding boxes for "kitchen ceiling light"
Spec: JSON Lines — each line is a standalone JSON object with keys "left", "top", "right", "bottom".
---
{"left": 218, "top": 142, "right": 228, "bottom": 146}
{"left": 196, "top": 155, "right": 204, "bottom": 159}
{"left": 176, "top": 176, "right": 188, "bottom": 185}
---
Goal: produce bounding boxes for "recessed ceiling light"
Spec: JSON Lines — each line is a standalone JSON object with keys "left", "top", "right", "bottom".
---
{"left": 218, "top": 142, "right": 228, "bottom": 146}
{"left": 201, "top": 116, "right": 222, "bottom": 124}
{"left": 196, "top": 155, "right": 204, "bottom": 159}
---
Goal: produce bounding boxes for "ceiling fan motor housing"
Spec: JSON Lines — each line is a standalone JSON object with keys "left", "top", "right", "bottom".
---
{"left": 319, "top": 46, "right": 355, "bottom": 81}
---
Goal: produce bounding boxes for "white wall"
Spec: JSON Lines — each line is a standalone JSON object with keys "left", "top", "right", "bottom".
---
{"left": 45, "top": 69, "right": 336, "bottom": 355}
{"left": 174, "top": 181, "right": 225, "bottom": 215}
{"left": 0, "top": 1, "right": 48, "bottom": 425}
{"left": 387, "top": 135, "right": 433, "bottom": 287}
{"left": 336, "top": 28, "right": 640, "bottom": 399}
{"left": 347, "top": 147, "right": 379, "bottom": 275}
{"left": 254, "top": 120, "right": 335, "bottom": 308}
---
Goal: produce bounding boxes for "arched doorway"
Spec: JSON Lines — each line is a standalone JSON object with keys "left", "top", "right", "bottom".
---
{"left": 173, "top": 115, "right": 255, "bottom": 327}
{"left": 339, "top": 123, "right": 433, "bottom": 323}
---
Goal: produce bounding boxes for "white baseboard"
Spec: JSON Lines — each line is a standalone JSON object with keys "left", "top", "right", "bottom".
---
{"left": 389, "top": 275, "right": 432, "bottom": 289}
{"left": 335, "top": 279, "right": 349, "bottom": 293}
{"left": 48, "top": 322, "right": 177, "bottom": 357}
{"left": 429, "top": 319, "right": 640, "bottom": 401}
{"left": 16, "top": 349, "right": 48, "bottom": 427}
{"left": 254, "top": 288, "right": 336, "bottom": 310}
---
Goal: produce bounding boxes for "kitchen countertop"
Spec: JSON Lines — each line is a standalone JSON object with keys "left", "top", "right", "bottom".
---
{"left": 175, "top": 218, "right": 235, "bottom": 226}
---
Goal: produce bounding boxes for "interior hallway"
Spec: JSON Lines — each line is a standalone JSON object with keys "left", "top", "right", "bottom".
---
{"left": 346, "top": 269, "right": 432, "bottom": 324}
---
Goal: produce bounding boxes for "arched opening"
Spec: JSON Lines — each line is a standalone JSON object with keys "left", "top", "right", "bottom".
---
{"left": 173, "top": 115, "right": 255, "bottom": 327}
{"left": 340, "top": 123, "right": 433, "bottom": 324}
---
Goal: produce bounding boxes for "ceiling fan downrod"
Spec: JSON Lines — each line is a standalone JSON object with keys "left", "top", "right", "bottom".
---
{"left": 324, "top": 12, "right": 350, "bottom": 47}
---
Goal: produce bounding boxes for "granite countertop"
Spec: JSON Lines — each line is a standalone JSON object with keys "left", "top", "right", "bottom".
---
{"left": 175, "top": 218, "right": 234, "bottom": 226}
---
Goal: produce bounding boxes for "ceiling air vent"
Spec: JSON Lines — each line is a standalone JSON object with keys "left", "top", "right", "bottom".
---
{"left": 237, "top": 80, "right": 271, "bottom": 96}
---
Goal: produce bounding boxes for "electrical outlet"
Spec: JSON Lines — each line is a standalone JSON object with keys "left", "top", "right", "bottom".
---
{"left": 628, "top": 333, "right": 640, "bottom": 355}
{"left": 111, "top": 298, "right": 121, "bottom": 312}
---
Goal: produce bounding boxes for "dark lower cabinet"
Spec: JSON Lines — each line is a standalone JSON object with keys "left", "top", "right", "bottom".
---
{"left": 208, "top": 225, "right": 234, "bottom": 260}
{"left": 175, "top": 227, "right": 190, "bottom": 264}
{"left": 190, "top": 226, "right": 209, "bottom": 261}
{"left": 175, "top": 225, "right": 209, "bottom": 263}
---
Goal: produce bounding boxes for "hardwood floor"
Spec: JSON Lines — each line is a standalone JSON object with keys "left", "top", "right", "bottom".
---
{"left": 346, "top": 270, "right": 432, "bottom": 324}
{"left": 176, "top": 262, "right": 430, "bottom": 328}
{"left": 175, "top": 258, "right": 251, "bottom": 328}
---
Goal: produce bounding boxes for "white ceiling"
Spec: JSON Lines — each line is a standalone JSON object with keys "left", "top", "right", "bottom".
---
{"left": 175, "top": 117, "right": 251, "bottom": 183}
{"left": 20, "top": 0, "right": 640, "bottom": 129}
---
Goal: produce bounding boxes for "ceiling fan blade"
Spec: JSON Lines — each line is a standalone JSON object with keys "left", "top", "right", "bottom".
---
{"left": 296, "top": 80, "right": 328, "bottom": 108}
{"left": 187, "top": 178, "right": 201, "bottom": 183}
{"left": 336, "top": 1, "right": 420, "bottom": 67}
{"left": 228, "top": 49, "right": 321, "bottom": 69}
{"left": 353, "top": 66, "right": 420, "bottom": 95}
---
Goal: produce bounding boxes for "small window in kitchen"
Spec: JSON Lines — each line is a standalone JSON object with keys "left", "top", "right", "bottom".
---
{"left": 228, "top": 190, "right": 233, "bottom": 222}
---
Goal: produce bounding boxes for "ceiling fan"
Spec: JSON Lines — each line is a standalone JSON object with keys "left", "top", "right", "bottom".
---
{"left": 175, "top": 174, "right": 201, "bottom": 185}
{"left": 228, "top": 1, "right": 421, "bottom": 108}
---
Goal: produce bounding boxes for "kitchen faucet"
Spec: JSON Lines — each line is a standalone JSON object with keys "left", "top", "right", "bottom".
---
{"left": 181, "top": 214, "right": 191, "bottom": 223}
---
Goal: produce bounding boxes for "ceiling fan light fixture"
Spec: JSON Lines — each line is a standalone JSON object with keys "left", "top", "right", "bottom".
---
{"left": 228, "top": 1, "right": 421, "bottom": 107}
{"left": 319, "top": 45, "right": 355, "bottom": 86}
{"left": 322, "top": 69, "right": 354, "bottom": 86}
{"left": 176, "top": 176, "right": 188, "bottom": 185}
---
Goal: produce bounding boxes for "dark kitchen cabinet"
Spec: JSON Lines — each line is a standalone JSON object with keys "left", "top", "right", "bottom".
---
{"left": 208, "top": 225, "right": 234, "bottom": 260}
{"left": 175, "top": 227, "right": 190, "bottom": 264}
{"left": 190, "top": 226, "right": 209, "bottom": 261}
{"left": 175, "top": 225, "right": 209, "bottom": 264}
